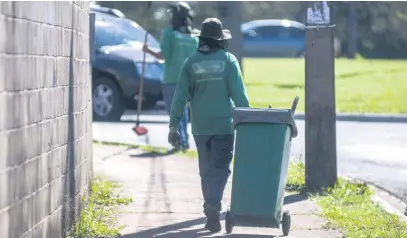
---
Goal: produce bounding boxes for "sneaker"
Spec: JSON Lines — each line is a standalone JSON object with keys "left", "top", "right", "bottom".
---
{"left": 204, "top": 209, "right": 221, "bottom": 233}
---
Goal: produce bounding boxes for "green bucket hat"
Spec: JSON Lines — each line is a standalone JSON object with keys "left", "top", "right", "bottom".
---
{"left": 196, "top": 18, "right": 232, "bottom": 40}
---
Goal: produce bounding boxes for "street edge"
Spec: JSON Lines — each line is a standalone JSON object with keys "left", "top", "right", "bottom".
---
{"left": 122, "top": 113, "right": 407, "bottom": 124}
{"left": 294, "top": 113, "right": 407, "bottom": 123}
{"left": 371, "top": 194, "right": 407, "bottom": 223}
{"left": 342, "top": 176, "right": 407, "bottom": 223}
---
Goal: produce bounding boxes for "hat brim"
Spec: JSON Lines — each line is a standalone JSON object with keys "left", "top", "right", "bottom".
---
{"left": 194, "top": 29, "right": 232, "bottom": 40}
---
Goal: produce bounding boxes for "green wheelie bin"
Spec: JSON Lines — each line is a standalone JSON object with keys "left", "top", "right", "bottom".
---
{"left": 225, "top": 97, "right": 299, "bottom": 236}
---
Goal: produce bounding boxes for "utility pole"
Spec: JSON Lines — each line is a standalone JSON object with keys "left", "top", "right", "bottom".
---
{"left": 218, "top": 1, "right": 243, "bottom": 70}
{"left": 304, "top": 1, "right": 337, "bottom": 191}
{"left": 348, "top": 1, "right": 357, "bottom": 58}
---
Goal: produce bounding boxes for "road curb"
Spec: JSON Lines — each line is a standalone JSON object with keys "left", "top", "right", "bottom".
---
{"left": 294, "top": 113, "right": 407, "bottom": 123}
{"left": 342, "top": 176, "right": 407, "bottom": 223}
{"left": 371, "top": 194, "right": 407, "bottom": 223}
{"left": 368, "top": 184, "right": 407, "bottom": 222}
{"left": 121, "top": 112, "right": 407, "bottom": 124}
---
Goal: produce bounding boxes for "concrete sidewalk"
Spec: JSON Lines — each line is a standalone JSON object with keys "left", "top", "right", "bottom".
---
{"left": 93, "top": 144, "right": 342, "bottom": 238}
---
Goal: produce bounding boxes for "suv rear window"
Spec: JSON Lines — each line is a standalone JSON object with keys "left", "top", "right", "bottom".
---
{"left": 95, "top": 22, "right": 130, "bottom": 48}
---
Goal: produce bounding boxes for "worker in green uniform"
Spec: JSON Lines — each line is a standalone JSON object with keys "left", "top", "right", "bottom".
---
{"left": 168, "top": 18, "right": 250, "bottom": 233}
{"left": 143, "top": 2, "right": 198, "bottom": 150}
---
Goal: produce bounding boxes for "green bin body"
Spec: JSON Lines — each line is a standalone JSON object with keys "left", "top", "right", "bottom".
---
{"left": 230, "top": 108, "right": 297, "bottom": 228}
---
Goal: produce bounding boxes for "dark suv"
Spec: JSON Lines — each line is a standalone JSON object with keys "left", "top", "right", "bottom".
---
{"left": 90, "top": 4, "right": 126, "bottom": 18}
{"left": 92, "top": 12, "right": 163, "bottom": 121}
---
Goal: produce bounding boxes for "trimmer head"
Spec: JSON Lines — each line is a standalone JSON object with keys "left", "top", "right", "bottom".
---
{"left": 132, "top": 126, "right": 148, "bottom": 136}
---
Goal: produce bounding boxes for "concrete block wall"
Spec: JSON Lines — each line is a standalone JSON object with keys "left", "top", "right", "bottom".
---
{"left": 0, "top": 1, "right": 92, "bottom": 237}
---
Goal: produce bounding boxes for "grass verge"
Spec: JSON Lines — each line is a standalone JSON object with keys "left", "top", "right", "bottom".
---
{"left": 69, "top": 178, "right": 133, "bottom": 238}
{"left": 286, "top": 160, "right": 306, "bottom": 193}
{"left": 92, "top": 140, "right": 198, "bottom": 158}
{"left": 286, "top": 161, "right": 407, "bottom": 238}
{"left": 140, "top": 144, "right": 198, "bottom": 158}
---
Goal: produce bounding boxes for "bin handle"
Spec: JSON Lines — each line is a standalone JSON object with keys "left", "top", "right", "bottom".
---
{"left": 291, "top": 96, "right": 299, "bottom": 115}
{"left": 289, "top": 96, "right": 299, "bottom": 140}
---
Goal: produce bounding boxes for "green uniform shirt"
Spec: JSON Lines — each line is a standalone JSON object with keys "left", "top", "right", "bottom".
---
{"left": 169, "top": 49, "right": 250, "bottom": 135}
{"left": 160, "top": 26, "right": 199, "bottom": 84}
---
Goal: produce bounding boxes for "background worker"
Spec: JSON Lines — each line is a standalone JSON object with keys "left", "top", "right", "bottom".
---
{"left": 142, "top": 1, "right": 198, "bottom": 150}
{"left": 167, "top": 18, "right": 250, "bottom": 233}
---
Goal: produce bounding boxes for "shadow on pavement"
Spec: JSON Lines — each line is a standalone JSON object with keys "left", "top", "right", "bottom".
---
{"left": 129, "top": 148, "right": 179, "bottom": 158}
{"left": 137, "top": 157, "right": 173, "bottom": 218}
{"left": 283, "top": 193, "right": 308, "bottom": 205}
{"left": 119, "top": 119, "right": 169, "bottom": 124}
{"left": 119, "top": 216, "right": 206, "bottom": 238}
{"left": 121, "top": 193, "right": 306, "bottom": 238}
{"left": 100, "top": 146, "right": 139, "bottom": 160}
{"left": 94, "top": 119, "right": 168, "bottom": 124}
{"left": 120, "top": 214, "right": 280, "bottom": 238}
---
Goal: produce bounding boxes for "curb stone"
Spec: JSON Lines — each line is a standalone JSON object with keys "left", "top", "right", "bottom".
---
{"left": 342, "top": 176, "right": 407, "bottom": 223}
{"left": 370, "top": 186, "right": 407, "bottom": 223}
{"left": 371, "top": 195, "right": 407, "bottom": 223}
{"left": 120, "top": 112, "right": 407, "bottom": 124}
{"left": 294, "top": 113, "right": 407, "bottom": 123}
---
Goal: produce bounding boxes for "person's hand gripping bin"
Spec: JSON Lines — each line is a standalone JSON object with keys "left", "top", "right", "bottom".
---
{"left": 225, "top": 97, "right": 299, "bottom": 236}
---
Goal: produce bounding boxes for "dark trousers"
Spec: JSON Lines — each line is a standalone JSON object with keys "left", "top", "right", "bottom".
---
{"left": 194, "top": 134, "right": 234, "bottom": 214}
{"left": 162, "top": 83, "right": 189, "bottom": 147}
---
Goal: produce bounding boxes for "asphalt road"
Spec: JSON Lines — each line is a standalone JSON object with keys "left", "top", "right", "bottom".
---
{"left": 93, "top": 109, "right": 407, "bottom": 201}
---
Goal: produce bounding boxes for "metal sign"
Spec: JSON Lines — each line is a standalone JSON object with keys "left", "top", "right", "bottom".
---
{"left": 306, "top": 1, "right": 330, "bottom": 25}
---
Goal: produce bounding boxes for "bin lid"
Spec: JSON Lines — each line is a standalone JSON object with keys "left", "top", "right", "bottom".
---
{"left": 232, "top": 108, "right": 298, "bottom": 138}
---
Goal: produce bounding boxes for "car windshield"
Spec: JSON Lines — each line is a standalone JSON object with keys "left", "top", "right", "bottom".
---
{"left": 117, "top": 20, "right": 160, "bottom": 49}
{"left": 95, "top": 13, "right": 160, "bottom": 49}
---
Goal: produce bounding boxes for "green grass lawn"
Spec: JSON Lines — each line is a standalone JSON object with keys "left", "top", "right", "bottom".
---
{"left": 243, "top": 58, "right": 407, "bottom": 114}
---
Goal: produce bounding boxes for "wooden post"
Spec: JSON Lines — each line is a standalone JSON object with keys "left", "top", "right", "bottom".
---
{"left": 304, "top": 1, "right": 338, "bottom": 191}
{"left": 348, "top": 1, "right": 357, "bottom": 59}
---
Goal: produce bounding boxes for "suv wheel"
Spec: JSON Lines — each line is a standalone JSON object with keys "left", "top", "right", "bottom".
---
{"left": 92, "top": 76, "right": 125, "bottom": 121}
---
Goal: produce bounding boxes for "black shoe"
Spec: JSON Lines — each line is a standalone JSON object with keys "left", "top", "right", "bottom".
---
{"left": 204, "top": 209, "right": 221, "bottom": 233}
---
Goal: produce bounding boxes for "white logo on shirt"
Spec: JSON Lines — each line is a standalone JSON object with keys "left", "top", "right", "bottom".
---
{"left": 192, "top": 60, "right": 226, "bottom": 74}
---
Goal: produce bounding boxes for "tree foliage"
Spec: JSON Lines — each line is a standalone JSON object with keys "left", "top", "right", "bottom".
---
{"left": 96, "top": 1, "right": 407, "bottom": 59}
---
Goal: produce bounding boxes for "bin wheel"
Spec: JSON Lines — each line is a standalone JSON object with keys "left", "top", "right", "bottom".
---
{"left": 225, "top": 210, "right": 234, "bottom": 234}
{"left": 281, "top": 210, "right": 291, "bottom": 236}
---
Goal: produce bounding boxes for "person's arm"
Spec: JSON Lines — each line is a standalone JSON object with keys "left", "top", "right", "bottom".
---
{"left": 227, "top": 56, "right": 250, "bottom": 107}
{"left": 144, "top": 46, "right": 164, "bottom": 60}
{"left": 143, "top": 28, "right": 172, "bottom": 60}
{"left": 169, "top": 60, "right": 190, "bottom": 130}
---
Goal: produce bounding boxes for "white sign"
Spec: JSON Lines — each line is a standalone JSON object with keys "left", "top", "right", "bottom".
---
{"left": 307, "top": 1, "right": 330, "bottom": 25}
